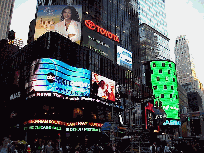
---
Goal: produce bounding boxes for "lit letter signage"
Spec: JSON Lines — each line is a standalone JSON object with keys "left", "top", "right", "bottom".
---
{"left": 66, "top": 128, "right": 101, "bottom": 132}
{"left": 85, "top": 20, "right": 119, "bottom": 42}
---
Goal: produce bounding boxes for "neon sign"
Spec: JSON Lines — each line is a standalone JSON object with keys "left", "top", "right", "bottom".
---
{"left": 66, "top": 128, "right": 101, "bottom": 132}
{"left": 24, "top": 120, "right": 103, "bottom": 127}
{"left": 24, "top": 126, "right": 61, "bottom": 130}
{"left": 163, "top": 120, "right": 181, "bottom": 125}
{"left": 85, "top": 20, "right": 119, "bottom": 42}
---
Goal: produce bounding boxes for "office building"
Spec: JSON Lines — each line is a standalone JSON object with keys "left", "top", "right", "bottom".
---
{"left": 0, "top": 0, "right": 15, "bottom": 40}
{"left": 137, "top": 0, "right": 170, "bottom": 61}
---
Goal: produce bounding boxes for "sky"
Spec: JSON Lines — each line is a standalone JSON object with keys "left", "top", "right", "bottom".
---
{"left": 10, "top": 0, "right": 204, "bottom": 85}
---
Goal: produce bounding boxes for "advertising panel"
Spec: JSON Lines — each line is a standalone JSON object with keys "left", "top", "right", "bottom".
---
{"left": 25, "top": 58, "right": 91, "bottom": 97}
{"left": 117, "top": 46, "right": 132, "bottom": 70}
{"left": 92, "top": 72, "right": 115, "bottom": 101}
{"left": 150, "top": 61, "right": 179, "bottom": 119}
{"left": 82, "top": 23, "right": 115, "bottom": 62}
{"left": 34, "top": 5, "right": 82, "bottom": 45}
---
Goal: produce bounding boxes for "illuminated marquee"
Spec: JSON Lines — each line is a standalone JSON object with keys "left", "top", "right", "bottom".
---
{"left": 24, "top": 120, "right": 103, "bottom": 127}
{"left": 24, "top": 126, "right": 61, "bottom": 130}
{"left": 85, "top": 20, "right": 119, "bottom": 42}
{"left": 66, "top": 128, "right": 101, "bottom": 132}
{"left": 163, "top": 120, "right": 181, "bottom": 126}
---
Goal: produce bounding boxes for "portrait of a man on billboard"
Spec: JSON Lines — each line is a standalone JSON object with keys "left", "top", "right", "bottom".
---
{"left": 35, "top": 5, "right": 82, "bottom": 45}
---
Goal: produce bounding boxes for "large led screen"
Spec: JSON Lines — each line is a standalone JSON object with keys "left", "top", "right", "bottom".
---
{"left": 117, "top": 46, "right": 132, "bottom": 70}
{"left": 34, "top": 5, "right": 82, "bottom": 45}
{"left": 25, "top": 58, "right": 91, "bottom": 97}
{"left": 92, "top": 72, "right": 115, "bottom": 101}
{"left": 150, "top": 61, "right": 179, "bottom": 119}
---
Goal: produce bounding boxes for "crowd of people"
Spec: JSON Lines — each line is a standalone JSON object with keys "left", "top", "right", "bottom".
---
{"left": 149, "top": 139, "right": 204, "bottom": 153}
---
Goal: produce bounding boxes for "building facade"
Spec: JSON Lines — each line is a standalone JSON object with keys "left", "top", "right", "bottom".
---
{"left": 2, "top": 0, "right": 142, "bottom": 151}
{"left": 0, "top": 0, "right": 15, "bottom": 40}
{"left": 137, "top": 0, "right": 170, "bottom": 61}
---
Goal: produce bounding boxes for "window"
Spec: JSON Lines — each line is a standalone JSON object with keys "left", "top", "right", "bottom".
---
{"left": 169, "top": 64, "right": 171, "bottom": 67}
{"left": 161, "top": 94, "right": 164, "bottom": 98}
{"left": 170, "top": 94, "right": 172, "bottom": 98}
{"left": 165, "top": 77, "right": 168, "bottom": 81}
{"left": 157, "top": 77, "right": 160, "bottom": 81}
{"left": 162, "top": 63, "right": 165, "bottom": 67}
{"left": 173, "top": 78, "right": 175, "bottom": 82}
{"left": 153, "top": 63, "right": 156, "bottom": 67}
{"left": 159, "top": 69, "right": 162, "bottom": 73}
{"left": 164, "top": 85, "right": 167, "bottom": 89}
{"left": 176, "top": 95, "right": 178, "bottom": 99}
{"left": 168, "top": 70, "right": 170, "bottom": 74}
{"left": 153, "top": 86, "right": 157, "bottom": 90}
{"left": 171, "top": 86, "right": 173, "bottom": 90}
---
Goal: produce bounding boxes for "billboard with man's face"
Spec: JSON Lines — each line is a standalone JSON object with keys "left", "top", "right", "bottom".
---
{"left": 92, "top": 72, "right": 115, "bottom": 101}
{"left": 34, "top": 5, "right": 82, "bottom": 45}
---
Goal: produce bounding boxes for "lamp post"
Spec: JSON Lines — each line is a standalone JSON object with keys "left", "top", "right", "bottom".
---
{"left": 121, "top": 86, "right": 126, "bottom": 125}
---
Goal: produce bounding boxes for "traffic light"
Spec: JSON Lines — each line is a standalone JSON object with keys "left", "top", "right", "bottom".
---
{"left": 155, "top": 101, "right": 158, "bottom": 108}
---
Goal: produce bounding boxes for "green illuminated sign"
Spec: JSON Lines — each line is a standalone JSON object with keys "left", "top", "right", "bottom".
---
{"left": 150, "top": 61, "right": 179, "bottom": 119}
{"left": 24, "top": 126, "right": 61, "bottom": 130}
{"left": 66, "top": 128, "right": 101, "bottom": 132}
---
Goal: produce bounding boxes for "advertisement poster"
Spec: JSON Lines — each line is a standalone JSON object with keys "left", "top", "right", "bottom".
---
{"left": 82, "top": 23, "right": 115, "bottom": 62}
{"left": 25, "top": 58, "right": 91, "bottom": 97}
{"left": 34, "top": 5, "right": 82, "bottom": 45}
{"left": 92, "top": 72, "right": 115, "bottom": 101}
{"left": 117, "top": 46, "right": 132, "bottom": 70}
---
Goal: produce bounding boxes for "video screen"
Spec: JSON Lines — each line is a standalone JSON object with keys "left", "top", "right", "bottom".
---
{"left": 117, "top": 46, "right": 132, "bottom": 70}
{"left": 92, "top": 72, "right": 115, "bottom": 101}
{"left": 25, "top": 58, "right": 91, "bottom": 97}
{"left": 34, "top": 5, "right": 82, "bottom": 45}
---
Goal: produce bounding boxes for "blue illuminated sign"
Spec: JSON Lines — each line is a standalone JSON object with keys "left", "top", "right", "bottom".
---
{"left": 28, "top": 58, "right": 91, "bottom": 97}
{"left": 117, "top": 46, "right": 132, "bottom": 70}
{"left": 163, "top": 120, "right": 181, "bottom": 125}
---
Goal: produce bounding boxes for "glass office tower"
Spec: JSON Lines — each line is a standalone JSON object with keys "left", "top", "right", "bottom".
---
{"left": 137, "top": 0, "right": 170, "bottom": 61}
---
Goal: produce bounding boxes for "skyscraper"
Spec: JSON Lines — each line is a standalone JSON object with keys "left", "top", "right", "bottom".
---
{"left": 137, "top": 0, "right": 170, "bottom": 61}
{"left": 0, "top": 0, "right": 15, "bottom": 40}
{"left": 174, "top": 35, "right": 204, "bottom": 111}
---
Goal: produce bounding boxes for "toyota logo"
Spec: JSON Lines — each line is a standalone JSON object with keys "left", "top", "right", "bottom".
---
{"left": 85, "top": 20, "right": 96, "bottom": 30}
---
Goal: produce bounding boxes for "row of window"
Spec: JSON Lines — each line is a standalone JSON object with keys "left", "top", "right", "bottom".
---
{"left": 153, "top": 85, "right": 174, "bottom": 90}
{"left": 153, "top": 63, "right": 172, "bottom": 67}
{"left": 158, "top": 94, "right": 178, "bottom": 99}
{"left": 156, "top": 76, "right": 176, "bottom": 82}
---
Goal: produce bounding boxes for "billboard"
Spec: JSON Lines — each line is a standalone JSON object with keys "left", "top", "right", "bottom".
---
{"left": 150, "top": 61, "right": 179, "bottom": 119}
{"left": 34, "top": 5, "right": 82, "bottom": 45}
{"left": 82, "top": 22, "right": 115, "bottom": 62}
{"left": 117, "top": 46, "right": 132, "bottom": 70}
{"left": 25, "top": 58, "right": 91, "bottom": 97}
{"left": 92, "top": 72, "right": 115, "bottom": 101}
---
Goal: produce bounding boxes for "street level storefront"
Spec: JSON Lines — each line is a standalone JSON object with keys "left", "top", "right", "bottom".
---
{"left": 23, "top": 120, "right": 104, "bottom": 152}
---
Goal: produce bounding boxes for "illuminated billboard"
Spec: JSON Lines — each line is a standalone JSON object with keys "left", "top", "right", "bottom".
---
{"left": 117, "top": 46, "right": 132, "bottom": 70}
{"left": 34, "top": 5, "right": 82, "bottom": 45}
{"left": 82, "top": 22, "right": 115, "bottom": 62}
{"left": 25, "top": 58, "right": 91, "bottom": 97}
{"left": 150, "top": 61, "right": 179, "bottom": 119}
{"left": 92, "top": 72, "right": 115, "bottom": 101}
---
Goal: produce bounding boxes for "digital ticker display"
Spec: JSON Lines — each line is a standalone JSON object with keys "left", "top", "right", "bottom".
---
{"left": 150, "top": 61, "right": 179, "bottom": 119}
{"left": 26, "top": 58, "right": 91, "bottom": 97}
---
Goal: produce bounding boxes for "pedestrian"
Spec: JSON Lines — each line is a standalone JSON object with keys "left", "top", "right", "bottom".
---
{"left": 10, "top": 142, "right": 15, "bottom": 153}
{"left": 164, "top": 143, "right": 171, "bottom": 153}
{"left": 150, "top": 142, "right": 156, "bottom": 153}
{"left": 45, "top": 142, "right": 54, "bottom": 153}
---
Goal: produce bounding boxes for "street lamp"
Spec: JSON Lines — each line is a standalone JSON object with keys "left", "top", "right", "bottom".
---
{"left": 121, "top": 86, "right": 126, "bottom": 124}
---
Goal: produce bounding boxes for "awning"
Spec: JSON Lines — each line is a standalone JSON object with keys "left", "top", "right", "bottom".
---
{"left": 152, "top": 107, "right": 166, "bottom": 120}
